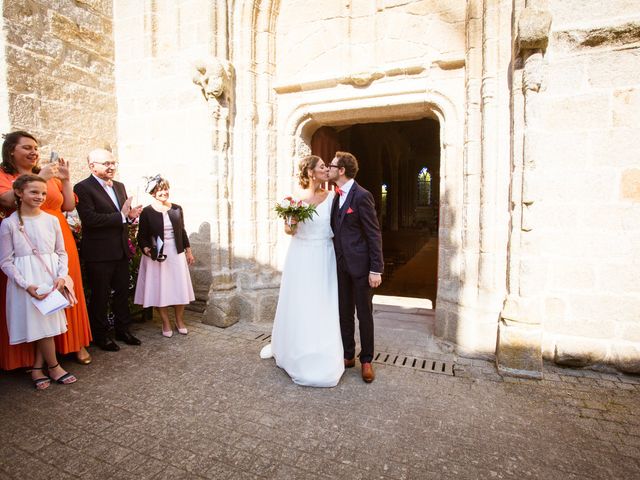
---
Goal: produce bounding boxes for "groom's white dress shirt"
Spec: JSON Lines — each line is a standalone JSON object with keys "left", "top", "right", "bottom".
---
{"left": 338, "top": 178, "right": 355, "bottom": 208}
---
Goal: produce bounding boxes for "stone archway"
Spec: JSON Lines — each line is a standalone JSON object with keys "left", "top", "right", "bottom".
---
{"left": 225, "top": 0, "right": 503, "bottom": 361}
{"left": 279, "top": 91, "right": 463, "bottom": 330}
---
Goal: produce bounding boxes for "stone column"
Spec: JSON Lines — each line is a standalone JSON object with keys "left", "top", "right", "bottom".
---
{"left": 193, "top": 55, "right": 237, "bottom": 327}
{"left": 191, "top": 1, "right": 239, "bottom": 327}
{"left": 496, "top": 1, "right": 552, "bottom": 378}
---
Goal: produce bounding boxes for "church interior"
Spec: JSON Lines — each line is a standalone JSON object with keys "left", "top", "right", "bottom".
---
{"left": 311, "top": 118, "right": 441, "bottom": 305}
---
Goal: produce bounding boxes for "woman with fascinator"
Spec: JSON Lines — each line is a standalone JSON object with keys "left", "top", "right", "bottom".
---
{"left": 134, "top": 175, "right": 195, "bottom": 336}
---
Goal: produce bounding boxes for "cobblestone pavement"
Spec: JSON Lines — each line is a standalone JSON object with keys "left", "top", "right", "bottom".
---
{"left": 1, "top": 314, "right": 640, "bottom": 479}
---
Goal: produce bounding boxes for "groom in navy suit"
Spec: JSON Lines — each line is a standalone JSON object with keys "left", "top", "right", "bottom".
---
{"left": 329, "top": 151, "right": 383, "bottom": 383}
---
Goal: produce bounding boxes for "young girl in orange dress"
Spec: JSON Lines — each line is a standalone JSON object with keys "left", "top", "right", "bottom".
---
{"left": 0, "top": 131, "right": 92, "bottom": 370}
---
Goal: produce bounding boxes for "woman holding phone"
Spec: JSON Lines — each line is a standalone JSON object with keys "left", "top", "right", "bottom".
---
{"left": 0, "top": 131, "right": 92, "bottom": 371}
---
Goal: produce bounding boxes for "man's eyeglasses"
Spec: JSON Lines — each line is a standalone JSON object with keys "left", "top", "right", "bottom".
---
{"left": 328, "top": 164, "right": 341, "bottom": 169}
{"left": 92, "top": 161, "right": 118, "bottom": 168}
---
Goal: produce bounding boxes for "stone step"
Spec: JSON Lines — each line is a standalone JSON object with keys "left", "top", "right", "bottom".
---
{"left": 372, "top": 294, "right": 434, "bottom": 314}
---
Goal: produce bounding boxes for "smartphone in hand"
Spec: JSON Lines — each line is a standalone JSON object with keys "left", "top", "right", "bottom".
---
{"left": 50, "top": 151, "right": 59, "bottom": 163}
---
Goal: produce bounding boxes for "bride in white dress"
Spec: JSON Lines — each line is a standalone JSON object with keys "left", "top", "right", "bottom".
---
{"left": 260, "top": 155, "right": 344, "bottom": 387}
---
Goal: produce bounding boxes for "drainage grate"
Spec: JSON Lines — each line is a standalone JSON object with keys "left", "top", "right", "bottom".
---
{"left": 373, "top": 351, "right": 454, "bottom": 376}
{"left": 251, "top": 333, "right": 454, "bottom": 376}
{"left": 255, "top": 333, "right": 271, "bottom": 342}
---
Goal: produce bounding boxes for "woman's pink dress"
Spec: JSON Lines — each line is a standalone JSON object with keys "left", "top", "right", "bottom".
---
{"left": 134, "top": 211, "right": 194, "bottom": 307}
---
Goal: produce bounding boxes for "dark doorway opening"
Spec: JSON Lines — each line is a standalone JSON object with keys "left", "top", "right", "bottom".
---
{"left": 311, "top": 118, "right": 440, "bottom": 304}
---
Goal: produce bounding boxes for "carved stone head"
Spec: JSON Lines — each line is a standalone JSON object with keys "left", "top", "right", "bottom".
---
{"left": 192, "top": 58, "right": 234, "bottom": 101}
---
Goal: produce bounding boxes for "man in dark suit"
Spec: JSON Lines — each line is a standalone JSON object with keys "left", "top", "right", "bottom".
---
{"left": 74, "top": 149, "right": 143, "bottom": 351}
{"left": 329, "top": 151, "right": 383, "bottom": 383}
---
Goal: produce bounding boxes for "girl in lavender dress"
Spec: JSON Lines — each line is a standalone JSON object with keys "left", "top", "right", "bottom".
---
{"left": 134, "top": 176, "right": 195, "bottom": 337}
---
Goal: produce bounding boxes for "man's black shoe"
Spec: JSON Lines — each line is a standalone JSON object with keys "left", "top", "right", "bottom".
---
{"left": 94, "top": 338, "right": 120, "bottom": 352}
{"left": 115, "top": 331, "right": 142, "bottom": 346}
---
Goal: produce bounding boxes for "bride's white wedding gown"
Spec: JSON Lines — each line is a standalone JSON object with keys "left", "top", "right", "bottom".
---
{"left": 260, "top": 191, "right": 344, "bottom": 387}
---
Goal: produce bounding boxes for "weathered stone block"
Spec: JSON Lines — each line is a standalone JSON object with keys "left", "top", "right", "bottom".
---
{"left": 610, "top": 342, "right": 640, "bottom": 374}
{"left": 433, "top": 306, "right": 448, "bottom": 339}
{"left": 555, "top": 20, "right": 640, "bottom": 51}
{"left": 501, "top": 295, "right": 540, "bottom": 326}
{"left": 592, "top": 128, "right": 640, "bottom": 168}
{"left": 545, "top": 58, "right": 588, "bottom": 96}
{"left": 587, "top": 49, "right": 640, "bottom": 89}
{"left": 621, "top": 169, "right": 640, "bottom": 202}
{"left": 566, "top": 294, "right": 637, "bottom": 335}
{"left": 454, "top": 310, "right": 499, "bottom": 356}
{"left": 544, "top": 297, "right": 566, "bottom": 326}
{"left": 202, "top": 292, "right": 253, "bottom": 328}
{"left": 51, "top": 11, "right": 113, "bottom": 56}
{"left": 518, "top": 8, "right": 552, "bottom": 50}
{"left": 518, "top": 260, "right": 548, "bottom": 298}
{"left": 257, "top": 293, "right": 279, "bottom": 324}
{"left": 548, "top": 262, "right": 595, "bottom": 291}
{"left": 613, "top": 88, "right": 640, "bottom": 128}
{"left": 537, "top": 94, "right": 610, "bottom": 132}
{"left": 406, "top": 0, "right": 465, "bottom": 20}
{"left": 553, "top": 335, "right": 608, "bottom": 367}
{"left": 617, "top": 322, "right": 640, "bottom": 343}
{"left": 550, "top": 0, "right": 640, "bottom": 27}
{"left": 210, "top": 272, "right": 235, "bottom": 291}
{"left": 8, "top": 93, "right": 39, "bottom": 127}
{"left": 438, "top": 307, "right": 459, "bottom": 345}
{"left": 541, "top": 169, "right": 616, "bottom": 204}
{"left": 496, "top": 319, "right": 543, "bottom": 379}
{"left": 190, "top": 268, "right": 212, "bottom": 295}
{"left": 597, "top": 262, "right": 640, "bottom": 294}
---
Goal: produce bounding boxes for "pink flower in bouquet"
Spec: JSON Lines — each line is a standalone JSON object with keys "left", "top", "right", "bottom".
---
{"left": 277, "top": 196, "right": 294, "bottom": 209}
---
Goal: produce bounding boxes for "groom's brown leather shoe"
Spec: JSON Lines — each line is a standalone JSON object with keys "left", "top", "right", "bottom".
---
{"left": 344, "top": 358, "right": 356, "bottom": 368}
{"left": 361, "top": 362, "right": 375, "bottom": 383}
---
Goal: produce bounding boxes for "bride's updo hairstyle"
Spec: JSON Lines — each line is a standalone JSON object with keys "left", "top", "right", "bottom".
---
{"left": 298, "top": 155, "right": 322, "bottom": 188}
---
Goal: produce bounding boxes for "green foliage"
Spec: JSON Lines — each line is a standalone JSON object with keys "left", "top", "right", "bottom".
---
{"left": 274, "top": 196, "right": 318, "bottom": 225}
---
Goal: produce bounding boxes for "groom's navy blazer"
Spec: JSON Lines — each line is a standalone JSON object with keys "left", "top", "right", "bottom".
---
{"left": 331, "top": 181, "right": 384, "bottom": 277}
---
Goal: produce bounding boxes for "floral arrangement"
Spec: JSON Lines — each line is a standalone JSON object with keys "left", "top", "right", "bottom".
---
{"left": 274, "top": 196, "right": 317, "bottom": 228}
{"left": 65, "top": 210, "right": 82, "bottom": 241}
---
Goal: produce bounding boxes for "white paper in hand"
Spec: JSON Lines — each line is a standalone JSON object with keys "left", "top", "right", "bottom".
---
{"left": 35, "top": 283, "right": 52, "bottom": 295}
{"left": 156, "top": 236, "right": 164, "bottom": 252}
{"left": 31, "top": 289, "right": 69, "bottom": 315}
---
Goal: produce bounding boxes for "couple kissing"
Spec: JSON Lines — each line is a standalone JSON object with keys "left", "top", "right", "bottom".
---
{"left": 260, "top": 151, "right": 383, "bottom": 387}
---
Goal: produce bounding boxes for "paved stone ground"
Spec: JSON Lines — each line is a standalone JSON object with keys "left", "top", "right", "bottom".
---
{"left": 1, "top": 313, "right": 640, "bottom": 479}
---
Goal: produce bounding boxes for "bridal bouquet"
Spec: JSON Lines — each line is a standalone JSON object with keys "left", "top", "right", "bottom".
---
{"left": 274, "top": 196, "right": 317, "bottom": 228}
